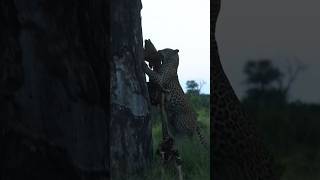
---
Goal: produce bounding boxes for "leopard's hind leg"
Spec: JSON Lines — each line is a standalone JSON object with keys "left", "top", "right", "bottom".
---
{"left": 157, "top": 92, "right": 184, "bottom": 180}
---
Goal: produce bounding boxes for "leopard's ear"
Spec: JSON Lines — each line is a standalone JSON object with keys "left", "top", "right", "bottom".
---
{"left": 174, "top": 49, "right": 179, "bottom": 53}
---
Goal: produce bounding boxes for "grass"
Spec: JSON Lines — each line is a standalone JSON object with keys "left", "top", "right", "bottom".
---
{"left": 243, "top": 101, "right": 320, "bottom": 180}
{"left": 144, "top": 106, "right": 210, "bottom": 180}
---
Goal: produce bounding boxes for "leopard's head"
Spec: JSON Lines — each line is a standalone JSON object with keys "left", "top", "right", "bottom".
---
{"left": 158, "top": 48, "right": 179, "bottom": 65}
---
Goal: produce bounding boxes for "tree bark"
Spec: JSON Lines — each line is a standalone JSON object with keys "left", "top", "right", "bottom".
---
{"left": 1, "top": 0, "right": 109, "bottom": 179}
{"left": 110, "top": 0, "right": 153, "bottom": 179}
{"left": 1, "top": 0, "right": 150, "bottom": 179}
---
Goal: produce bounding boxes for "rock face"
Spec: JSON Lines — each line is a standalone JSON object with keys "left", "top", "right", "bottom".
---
{"left": 1, "top": 0, "right": 151, "bottom": 179}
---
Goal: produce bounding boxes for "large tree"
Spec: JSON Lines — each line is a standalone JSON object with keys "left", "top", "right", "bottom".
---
{"left": 1, "top": 0, "right": 151, "bottom": 179}
{"left": 110, "top": 0, "right": 152, "bottom": 179}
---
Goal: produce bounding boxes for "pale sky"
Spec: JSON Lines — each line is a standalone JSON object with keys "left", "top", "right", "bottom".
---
{"left": 216, "top": 0, "right": 320, "bottom": 103}
{"left": 141, "top": 0, "right": 210, "bottom": 94}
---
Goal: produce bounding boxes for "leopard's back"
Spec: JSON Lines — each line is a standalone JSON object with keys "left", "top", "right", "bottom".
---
{"left": 163, "top": 75, "right": 198, "bottom": 135}
{"left": 153, "top": 48, "right": 208, "bottom": 148}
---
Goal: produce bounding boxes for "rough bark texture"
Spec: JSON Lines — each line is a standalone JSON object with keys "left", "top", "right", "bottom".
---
{"left": 110, "top": 0, "right": 153, "bottom": 179}
{"left": 1, "top": 0, "right": 109, "bottom": 179}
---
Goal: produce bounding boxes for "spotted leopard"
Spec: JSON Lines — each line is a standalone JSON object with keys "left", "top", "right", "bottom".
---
{"left": 143, "top": 48, "right": 208, "bottom": 149}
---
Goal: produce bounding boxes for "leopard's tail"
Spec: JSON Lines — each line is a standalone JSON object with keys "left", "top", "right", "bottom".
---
{"left": 196, "top": 125, "right": 209, "bottom": 150}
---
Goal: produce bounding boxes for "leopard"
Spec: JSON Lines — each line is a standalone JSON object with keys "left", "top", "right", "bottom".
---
{"left": 143, "top": 48, "right": 208, "bottom": 149}
{"left": 210, "top": 0, "right": 279, "bottom": 179}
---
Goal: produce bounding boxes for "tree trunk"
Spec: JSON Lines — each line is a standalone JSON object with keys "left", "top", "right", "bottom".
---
{"left": 1, "top": 0, "right": 109, "bottom": 179}
{"left": 1, "top": 0, "right": 150, "bottom": 179}
{"left": 110, "top": 0, "right": 153, "bottom": 179}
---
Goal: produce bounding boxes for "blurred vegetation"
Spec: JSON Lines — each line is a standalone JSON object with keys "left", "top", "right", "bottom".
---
{"left": 242, "top": 59, "right": 320, "bottom": 180}
{"left": 142, "top": 58, "right": 317, "bottom": 179}
{"left": 144, "top": 80, "right": 210, "bottom": 180}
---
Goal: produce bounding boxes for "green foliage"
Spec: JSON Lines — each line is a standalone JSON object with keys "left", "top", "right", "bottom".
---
{"left": 243, "top": 59, "right": 289, "bottom": 106}
{"left": 242, "top": 88, "right": 287, "bottom": 107}
{"left": 244, "top": 59, "right": 283, "bottom": 90}
{"left": 242, "top": 59, "right": 318, "bottom": 179}
{"left": 187, "top": 94, "right": 210, "bottom": 111}
{"left": 243, "top": 101, "right": 320, "bottom": 180}
{"left": 186, "top": 80, "right": 200, "bottom": 95}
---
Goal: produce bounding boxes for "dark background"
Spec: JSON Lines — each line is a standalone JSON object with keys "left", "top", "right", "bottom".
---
{"left": 216, "top": 0, "right": 320, "bottom": 103}
{"left": 216, "top": 1, "right": 320, "bottom": 179}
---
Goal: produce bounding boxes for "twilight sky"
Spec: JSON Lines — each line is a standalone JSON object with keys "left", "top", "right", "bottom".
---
{"left": 140, "top": 0, "right": 320, "bottom": 102}
{"left": 141, "top": 0, "right": 210, "bottom": 94}
{"left": 216, "top": 0, "right": 320, "bottom": 103}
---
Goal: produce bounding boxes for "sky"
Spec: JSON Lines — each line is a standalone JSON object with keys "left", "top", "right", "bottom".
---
{"left": 140, "top": 0, "right": 210, "bottom": 94}
{"left": 216, "top": 0, "right": 320, "bottom": 103}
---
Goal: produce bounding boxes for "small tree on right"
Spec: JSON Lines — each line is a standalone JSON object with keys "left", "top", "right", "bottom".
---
{"left": 243, "top": 58, "right": 305, "bottom": 105}
{"left": 186, "top": 80, "right": 200, "bottom": 95}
